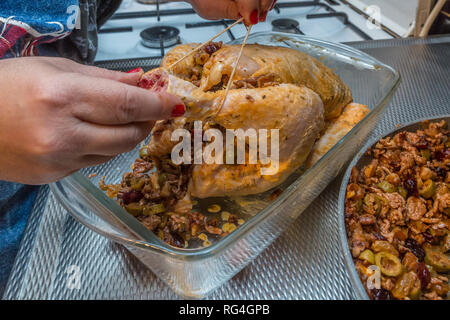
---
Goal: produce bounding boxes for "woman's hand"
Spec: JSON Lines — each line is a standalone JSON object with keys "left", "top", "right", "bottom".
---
{"left": 0, "top": 57, "right": 185, "bottom": 184}
{"left": 188, "top": 0, "right": 276, "bottom": 25}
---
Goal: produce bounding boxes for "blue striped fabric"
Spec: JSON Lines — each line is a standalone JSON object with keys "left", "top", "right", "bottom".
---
{"left": 0, "top": 183, "right": 39, "bottom": 295}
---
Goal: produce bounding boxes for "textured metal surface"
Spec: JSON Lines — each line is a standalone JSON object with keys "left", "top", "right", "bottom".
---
{"left": 94, "top": 56, "right": 162, "bottom": 71}
{"left": 4, "top": 36, "right": 450, "bottom": 300}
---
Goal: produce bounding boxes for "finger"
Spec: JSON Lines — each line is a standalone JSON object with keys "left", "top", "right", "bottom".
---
{"left": 236, "top": 0, "right": 260, "bottom": 25}
{"left": 76, "top": 121, "right": 154, "bottom": 156}
{"left": 50, "top": 57, "right": 144, "bottom": 86}
{"left": 74, "top": 64, "right": 144, "bottom": 86}
{"left": 78, "top": 155, "right": 116, "bottom": 169}
{"left": 259, "top": 0, "right": 273, "bottom": 21}
{"left": 67, "top": 74, "right": 185, "bottom": 125}
{"left": 51, "top": 156, "right": 115, "bottom": 179}
{"left": 269, "top": 0, "right": 277, "bottom": 10}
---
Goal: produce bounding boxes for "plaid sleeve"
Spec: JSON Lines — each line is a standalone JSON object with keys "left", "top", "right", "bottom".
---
{"left": 0, "top": 0, "right": 116, "bottom": 63}
{"left": 0, "top": 21, "right": 27, "bottom": 58}
{"left": 0, "top": 18, "right": 72, "bottom": 59}
{"left": 0, "top": 0, "right": 79, "bottom": 59}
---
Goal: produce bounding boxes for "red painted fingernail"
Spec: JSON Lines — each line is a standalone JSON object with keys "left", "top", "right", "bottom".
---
{"left": 259, "top": 10, "right": 268, "bottom": 22}
{"left": 250, "top": 9, "right": 259, "bottom": 25}
{"left": 270, "top": 0, "right": 277, "bottom": 10}
{"left": 171, "top": 104, "right": 185, "bottom": 117}
{"left": 126, "top": 67, "right": 143, "bottom": 73}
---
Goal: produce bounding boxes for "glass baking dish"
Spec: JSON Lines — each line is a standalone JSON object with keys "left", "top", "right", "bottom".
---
{"left": 50, "top": 32, "right": 400, "bottom": 298}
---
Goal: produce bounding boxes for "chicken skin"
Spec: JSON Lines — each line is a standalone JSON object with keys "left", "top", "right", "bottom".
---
{"left": 136, "top": 43, "right": 366, "bottom": 204}
{"left": 140, "top": 67, "right": 324, "bottom": 197}
{"left": 162, "top": 43, "right": 353, "bottom": 120}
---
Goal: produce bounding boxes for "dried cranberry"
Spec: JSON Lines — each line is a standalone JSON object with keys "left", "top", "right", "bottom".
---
{"left": 435, "top": 167, "right": 447, "bottom": 179}
{"left": 417, "top": 262, "right": 431, "bottom": 290}
{"left": 371, "top": 288, "right": 394, "bottom": 300}
{"left": 434, "top": 148, "right": 450, "bottom": 161}
{"left": 139, "top": 77, "right": 154, "bottom": 89}
{"left": 422, "top": 232, "right": 433, "bottom": 242}
{"left": 122, "top": 190, "right": 144, "bottom": 205}
{"left": 204, "top": 43, "right": 219, "bottom": 55}
{"left": 139, "top": 73, "right": 161, "bottom": 89}
{"left": 404, "top": 238, "right": 425, "bottom": 262}
{"left": 404, "top": 178, "right": 419, "bottom": 197}
{"left": 415, "top": 142, "right": 428, "bottom": 150}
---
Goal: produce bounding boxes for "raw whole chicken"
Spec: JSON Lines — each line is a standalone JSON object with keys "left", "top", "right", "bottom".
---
{"left": 125, "top": 43, "right": 368, "bottom": 214}
{"left": 160, "top": 43, "right": 353, "bottom": 120}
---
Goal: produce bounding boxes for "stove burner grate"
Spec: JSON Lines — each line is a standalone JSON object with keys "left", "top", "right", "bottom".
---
{"left": 140, "top": 26, "right": 180, "bottom": 50}
{"left": 272, "top": 18, "right": 304, "bottom": 35}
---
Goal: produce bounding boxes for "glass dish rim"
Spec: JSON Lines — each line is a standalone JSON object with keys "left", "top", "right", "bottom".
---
{"left": 337, "top": 114, "right": 450, "bottom": 300}
{"left": 52, "top": 31, "right": 401, "bottom": 260}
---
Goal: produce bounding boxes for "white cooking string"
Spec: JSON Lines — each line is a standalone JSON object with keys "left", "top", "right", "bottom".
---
{"left": 166, "top": 17, "right": 244, "bottom": 71}
{"left": 219, "top": 24, "right": 253, "bottom": 112}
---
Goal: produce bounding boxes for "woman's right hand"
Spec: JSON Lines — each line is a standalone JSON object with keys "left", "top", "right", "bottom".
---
{"left": 0, "top": 57, "right": 185, "bottom": 184}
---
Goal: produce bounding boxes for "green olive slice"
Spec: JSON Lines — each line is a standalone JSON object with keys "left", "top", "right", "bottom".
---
{"left": 143, "top": 203, "right": 165, "bottom": 215}
{"left": 131, "top": 178, "right": 145, "bottom": 191}
{"left": 125, "top": 202, "right": 143, "bottom": 216}
{"left": 392, "top": 271, "right": 419, "bottom": 299}
{"left": 408, "top": 276, "right": 421, "bottom": 299}
{"left": 424, "top": 246, "right": 450, "bottom": 272}
{"left": 419, "top": 179, "right": 436, "bottom": 199}
{"left": 420, "top": 149, "right": 431, "bottom": 161}
{"left": 359, "top": 249, "right": 375, "bottom": 265}
{"left": 375, "top": 252, "right": 403, "bottom": 277}
{"left": 378, "top": 180, "right": 396, "bottom": 193}
{"left": 398, "top": 186, "right": 408, "bottom": 199}
{"left": 363, "top": 193, "right": 381, "bottom": 215}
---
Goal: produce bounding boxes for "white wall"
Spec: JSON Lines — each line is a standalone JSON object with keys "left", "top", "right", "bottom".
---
{"left": 345, "top": 0, "right": 424, "bottom": 36}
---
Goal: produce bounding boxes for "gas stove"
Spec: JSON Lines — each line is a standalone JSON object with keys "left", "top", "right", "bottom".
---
{"left": 95, "top": 0, "right": 395, "bottom": 61}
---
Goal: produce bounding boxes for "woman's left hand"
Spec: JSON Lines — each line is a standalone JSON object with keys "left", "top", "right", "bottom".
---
{"left": 187, "top": 0, "right": 276, "bottom": 25}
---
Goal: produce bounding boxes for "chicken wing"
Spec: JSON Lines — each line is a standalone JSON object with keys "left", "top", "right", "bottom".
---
{"left": 137, "top": 43, "right": 361, "bottom": 202}
{"left": 161, "top": 43, "right": 352, "bottom": 120}
{"left": 140, "top": 68, "right": 325, "bottom": 197}
{"left": 305, "top": 103, "right": 370, "bottom": 168}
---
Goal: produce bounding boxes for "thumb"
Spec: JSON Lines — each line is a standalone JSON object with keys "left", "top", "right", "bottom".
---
{"left": 76, "top": 64, "right": 145, "bottom": 86}
{"left": 72, "top": 74, "right": 187, "bottom": 125}
{"left": 191, "top": 0, "right": 240, "bottom": 20}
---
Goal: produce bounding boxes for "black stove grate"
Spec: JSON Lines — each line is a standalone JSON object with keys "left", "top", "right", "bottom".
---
{"left": 272, "top": 18, "right": 304, "bottom": 35}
